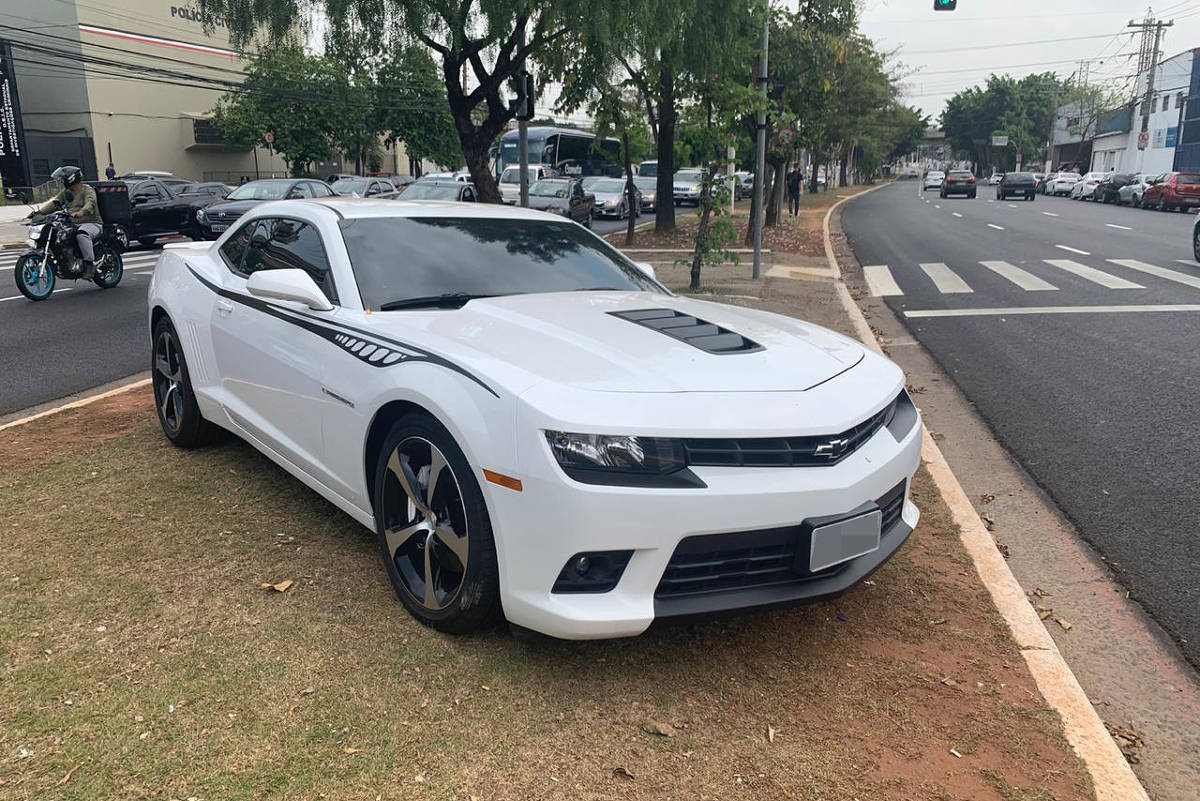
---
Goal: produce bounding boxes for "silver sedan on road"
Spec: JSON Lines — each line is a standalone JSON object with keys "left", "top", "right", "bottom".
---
{"left": 590, "top": 178, "right": 640, "bottom": 219}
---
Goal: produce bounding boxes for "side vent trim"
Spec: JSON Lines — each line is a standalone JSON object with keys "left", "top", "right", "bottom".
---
{"left": 609, "top": 309, "right": 764, "bottom": 354}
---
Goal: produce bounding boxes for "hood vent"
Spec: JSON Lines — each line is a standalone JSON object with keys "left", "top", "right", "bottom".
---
{"left": 609, "top": 308, "right": 763, "bottom": 354}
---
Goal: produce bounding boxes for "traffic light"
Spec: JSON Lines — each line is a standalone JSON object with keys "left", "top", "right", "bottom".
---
{"left": 515, "top": 72, "right": 535, "bottom": 121}
{"left": 934, "top": 0, "right": 957, "bottom": 9}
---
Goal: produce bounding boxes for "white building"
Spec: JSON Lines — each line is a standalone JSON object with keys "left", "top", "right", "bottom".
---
{"left": 1102, "top": 48, "right": 1195, "bottom": 175}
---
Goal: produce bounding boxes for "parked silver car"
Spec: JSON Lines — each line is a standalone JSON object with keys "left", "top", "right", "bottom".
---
{"left": 1118, "top": 173, "right": 1159, "bottom": 207}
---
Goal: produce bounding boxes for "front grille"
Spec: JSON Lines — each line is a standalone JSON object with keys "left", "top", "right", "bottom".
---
{"left": 655, "top": 480, "right": 907, "bottom": 598}
{"left": 683, "top": 395, "right": 898, "bottom": 468}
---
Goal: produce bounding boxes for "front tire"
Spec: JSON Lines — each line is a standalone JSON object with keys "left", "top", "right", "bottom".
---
{"left": 1193, "top": 225, "right": 1200, "bottom": 262}
{"left": 373, "top": 412, "right": 501, "bottom": 634}
{"left": 14, "top": 252, "right": 55, "bottom": 301}
{"left": 152, "top": 317, "right": 216, "bottom": 448}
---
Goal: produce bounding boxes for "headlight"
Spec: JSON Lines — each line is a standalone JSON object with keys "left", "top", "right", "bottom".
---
{"left": 690, "top": 184, "right": 700, "bottom": 192}
{"left": 545, "top": 431, "right": 686, "bottom": 475}
{"left": 196, "top": 208, "right": 207, "bottom": 223}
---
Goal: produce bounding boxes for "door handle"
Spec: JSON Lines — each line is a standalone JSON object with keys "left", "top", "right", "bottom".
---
{"left": 216, "top": 299, "right": 234, "bottom": 316}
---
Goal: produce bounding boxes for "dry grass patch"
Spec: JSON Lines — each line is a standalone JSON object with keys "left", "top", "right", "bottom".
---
{"left": 0, "top": 389, "right": 1092, "bottom": 800}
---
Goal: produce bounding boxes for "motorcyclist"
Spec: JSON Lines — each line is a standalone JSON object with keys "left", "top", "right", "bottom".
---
{"left": 28, "top": 166, "right": 103, "bottom": 279}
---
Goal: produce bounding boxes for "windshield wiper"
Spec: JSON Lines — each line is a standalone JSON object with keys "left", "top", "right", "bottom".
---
{"left": 378, "top": 292, "right": 499, "bottom": 311}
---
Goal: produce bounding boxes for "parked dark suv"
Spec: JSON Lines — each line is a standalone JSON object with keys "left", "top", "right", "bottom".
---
{"left": 1094, "top": 173, "right": 1133, "bottom": 204}
{"left": 939, "top": 170, "right": 977, "bottom": 198}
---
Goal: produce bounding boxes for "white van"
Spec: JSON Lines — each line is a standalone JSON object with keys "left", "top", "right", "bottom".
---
{"left": 498, "top": 164, "right": 556, "bottom": 204}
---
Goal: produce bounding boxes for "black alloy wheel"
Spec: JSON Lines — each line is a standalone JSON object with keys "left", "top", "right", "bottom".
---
{"left": 1192, "top": 224, "right": 1200, "bottom": 262}
{"left": 151, "top": 317, "right": 215, "bottom": 448}
{"left": 374, "top": 413, "right": 500, "bottom": 633}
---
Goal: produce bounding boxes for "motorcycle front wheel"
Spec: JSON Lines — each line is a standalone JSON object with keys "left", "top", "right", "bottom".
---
{"left": 93, "top": 245, "right": 124, "bottom": 289}
{"left": 14, "top": 252, "right": 55, "bottom": 301}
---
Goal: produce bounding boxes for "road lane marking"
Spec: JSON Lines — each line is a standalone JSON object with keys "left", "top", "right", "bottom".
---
{"left": 987, "top": 223, "right": 1005, "bottom": 230}
{"left": 1107, "top": 258, "right": 1200, "bottom": 290}
{"left": 1105, "top": 223, "right": 1132, "bottom": 230}
{"left": 952, "top": 212, "right": 963, "bottom": 217}
{"left": 1007, "top": 204, "right": 1018, "bottom": 208}
{"left": 863, "top": 265, "right": 903, "bottom": 297}
{"left": 0, "top": 288, "right": 74, "bottom": 302}
{"left": 1042, "top": 212, "right": 1059, "bottom": 217}
{"left": 1044, "top": 259, "right": 1143, "bottom": 289}
{"left": 980, "top": 261, "right": 1058, "bottom": 291}
{"left": 1054, "top": 244, "right": 1090, "bottom": 255}
{"left": 0, "top": 253, "right": 160, "bottom": 272}
{"left": 935, "top": 204, "right": 941, "bottom": 208}
{"left": 1176, "top": 259, "right": 1200, "bottom": 268}
{"left": 987, "top": 199, "right": 995, "bottom": 203}
{"left": 920, "top": 262, "right": 973, "bottom": 293}
{"left": 905, "top": 304, "right": 1200, "bottom": 319}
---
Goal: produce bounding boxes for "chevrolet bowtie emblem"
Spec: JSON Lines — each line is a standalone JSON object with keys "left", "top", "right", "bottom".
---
{"left": 813, "top": 437, "right": 852, "bottom": 459}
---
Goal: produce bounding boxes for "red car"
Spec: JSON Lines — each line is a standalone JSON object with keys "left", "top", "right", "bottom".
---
{"left": 1141, "top": 172, "right": 1200, "bottom": 212}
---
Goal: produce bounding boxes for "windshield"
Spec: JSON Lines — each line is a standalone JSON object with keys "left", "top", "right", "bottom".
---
{"left": 332, "top": 178, "right": 370, "bottom": 194}
{"left": 1058, "top": 173, "right": 1081, "bottom": 180}
{"left": 227, "top": 181, "right": 293, "bottom": 201}
{"left": 948, "top": 172, "right": 972, "bottom": 178}
{"left": 340, "top": 217, "right": 663, "bottom": 310}
{"left": 531, "top": 180, "right": 569, "bottom": 198}
{"left": 928, "top": 171, "right": 945, "bottom": 177}
{"left": 633, "top": 177, "right": 656, "bottom": 191}
{"left": 499, "top": 167, "right": 521, "bottom": 185}
{"left": 580, "top": 177, "right": 604, "bottom": 191}
{"left": 640, "top": 162, "right": 658, "bottom": 177}
{"left": 593, "top": 179, "right": 625, "bottom": 193}
{"left": 400, "top": 184, "right": 461, "bottom": 200}
{"left": 675, "top": 170, "right": 702, "bottom": 182}
{"left": 1179, "top": 174, "right": 1200, "bottom": 185}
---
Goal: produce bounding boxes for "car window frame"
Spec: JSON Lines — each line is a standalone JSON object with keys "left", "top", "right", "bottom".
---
{"left": 225, "top": 215, "right": 339, "bottom": 303}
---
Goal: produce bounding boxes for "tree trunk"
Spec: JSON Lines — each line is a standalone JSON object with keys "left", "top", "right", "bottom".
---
{"left": 809, "top": 157, "right": 820, "bottom": 194}
{"left": 743, "top": 172, "right": 759, "bottom": 247}
{"left": 764, "top": 158, "right": 783, "bottom": 227}
{"left": 689, "top": 166, "right": 716, "bottom": 291}
{"left": 839, "top": 147, "right": 848, "bottom": 188}
{"left": 655, "top": 61, "right": 677, "bottom": 233}
{"left": 622, "top": 129, "right": 637, "bottom": 247}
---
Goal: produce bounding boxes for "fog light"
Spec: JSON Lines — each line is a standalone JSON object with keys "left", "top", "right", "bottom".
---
{"left": 552, "top": 550, "right": 633, "bottom": 594}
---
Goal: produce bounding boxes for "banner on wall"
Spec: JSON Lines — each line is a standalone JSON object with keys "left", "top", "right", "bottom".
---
{"left": 1166, "top": 126, "right": 1179, "bottom": 148}
{"left": 0, "top": 40, "right": 30, "bottom": 190}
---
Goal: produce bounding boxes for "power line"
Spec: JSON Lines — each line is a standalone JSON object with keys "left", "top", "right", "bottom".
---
{"left": 903, "top": 32, "right": 1124, "bottom": 57}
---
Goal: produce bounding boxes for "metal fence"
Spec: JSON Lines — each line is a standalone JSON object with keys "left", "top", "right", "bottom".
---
{"left": 1, "top": 179, "right": 61, "bottom": 205}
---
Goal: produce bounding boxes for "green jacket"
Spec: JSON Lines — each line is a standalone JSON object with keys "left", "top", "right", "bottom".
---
{"left": 38, "top": 184, "right": 102, "bottom": 225}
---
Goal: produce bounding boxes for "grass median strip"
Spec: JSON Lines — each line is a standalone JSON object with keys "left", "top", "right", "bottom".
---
{"left": 0, "top": 386, "right": 1092, "bottom": 799}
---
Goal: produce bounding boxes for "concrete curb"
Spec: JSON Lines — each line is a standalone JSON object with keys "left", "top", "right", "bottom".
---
{"left": 822, "top": 184, "right": 1150, "bottom": 801}
{"left": 0, "top": 377, "right": 151, "bottom": 433}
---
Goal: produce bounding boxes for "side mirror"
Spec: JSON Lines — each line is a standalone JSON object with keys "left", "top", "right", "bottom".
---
{"left": 245, "top": 269, "right": 334, "bottom": 311}
{"left": 634, "top": 261, "right": 656, "bottom": 280}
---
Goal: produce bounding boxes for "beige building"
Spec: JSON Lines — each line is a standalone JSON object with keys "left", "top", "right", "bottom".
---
{"left": 2, "top": 0, "right": 398, "bottom": 189}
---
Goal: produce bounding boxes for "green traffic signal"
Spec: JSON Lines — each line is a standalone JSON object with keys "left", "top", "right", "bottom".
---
{"left": 935, "top": 0, "right": 957, "bottom": 9}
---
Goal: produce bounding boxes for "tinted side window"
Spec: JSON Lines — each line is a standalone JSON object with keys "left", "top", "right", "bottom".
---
{"left": 240, "top": 220, "right": 274, "bottom": 275}
{"left": 258, "top": 219, "right": 337, "bottom": 301}
{"left": 220, "top": 221, "right": 256, "bottom": 272}
{"left": 309, "top": 182, "right": 334, "bottom": 197}
{"left": 286, "top": 183, "right": 313, "bottom": 199}
{"left": 134, "top": 183, "right": 163, "bottom": 200}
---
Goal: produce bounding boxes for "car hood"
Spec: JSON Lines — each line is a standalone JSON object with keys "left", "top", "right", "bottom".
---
{"left": 593, "top": 191, "right": 625, "bottom": 203}
{"left": 379, "top": 291, "right": 865, "bottom": 393}
{"left": 203, "top": 199, "right": 264, "bottom": 216}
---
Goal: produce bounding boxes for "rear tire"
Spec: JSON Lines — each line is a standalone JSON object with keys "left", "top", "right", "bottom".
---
{"left": 373, "top": 411, "right": 501, "bottom": 634}
{"left": 152, "top": 316, "right": 216, "bottom": 448}
{"left": 92, "top": 245, "right": 123, "bottom": 289}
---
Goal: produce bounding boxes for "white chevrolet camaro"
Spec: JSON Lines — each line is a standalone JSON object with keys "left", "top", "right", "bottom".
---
{"left": 147, "top": 199, "right": 922, "bottom": 639}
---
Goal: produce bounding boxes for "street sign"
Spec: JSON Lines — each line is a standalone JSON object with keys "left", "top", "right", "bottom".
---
{"left": 263, "top": 131, "right": 275, "bottom": 145}
{"left": 991, "top": 135, "right": 1009, "bottom": 147}
{"left": 1138, "top": 130, "right": 1149, "bottom": 150}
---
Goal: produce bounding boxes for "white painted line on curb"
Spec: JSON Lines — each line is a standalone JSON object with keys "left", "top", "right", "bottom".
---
{"left": 1044, "top": 259, "right": 1144, "bottom": 289}
{"left": 905, "top": 304, "right": 1200, "bottom": 319}
{"left": 920, "top": 262, "right": 973, "bottom": 293}
{"left": 1105, "top": 223, "right": 1132, "bottom": 230}
{"left": 0, "top": 377, "right": 151, "bottom": 432}
{"left": 826, "top": 182, "right": 1151, "bottom": 801}
{"left": 1054, "top": 244, "right": 1090, "bottom": 255}
{"left": 987, "top": 223, "right": 1005, "bottom": 230}
{"left": 1107, "top": 258, "right": 1200, "bottom": 290}
{"left": 981, "top": 260, "right": 1058, "bottom": 291}
{"left": 1042, "top": 211, "right": 1059, "bottom": 217}
{"left": 863, "top": 265, "right": 903, "bottom": 297}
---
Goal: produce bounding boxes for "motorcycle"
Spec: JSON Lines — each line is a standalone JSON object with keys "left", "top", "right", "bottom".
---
{"left": 14, "top": 210, "right": 125, "bottom": 301}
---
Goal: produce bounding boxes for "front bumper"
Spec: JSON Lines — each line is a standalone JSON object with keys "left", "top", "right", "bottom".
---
{"left": 487, "top": 396, "right": 923, "bottom": 639}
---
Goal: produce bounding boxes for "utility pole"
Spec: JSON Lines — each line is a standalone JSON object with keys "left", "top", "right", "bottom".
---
{"left": 1129, "top": 13, "right": 1174, "bottom": 171}
{"left": 752, "top": 15, "right": 769, "bottom": 281}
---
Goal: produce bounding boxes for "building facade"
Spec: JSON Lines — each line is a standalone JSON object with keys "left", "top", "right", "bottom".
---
{"left": 1, "top": 0, "right": 351, "bottom": 192}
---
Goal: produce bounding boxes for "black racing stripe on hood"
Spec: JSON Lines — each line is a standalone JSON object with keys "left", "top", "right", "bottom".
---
{"left": 186, "top": 266, "right": 499, "bottom": 398}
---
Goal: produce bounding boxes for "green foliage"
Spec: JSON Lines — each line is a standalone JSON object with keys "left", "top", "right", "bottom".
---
{"left": 212, "top": 46, "right": 346, "bottom": 175}
{"left": 685, "top": 168, "right": 739, "bottom": 291}
{"left": 376, "top": 47, "right": 462, "bottom": 169}
{"left": 941, "top": 73, "right": 1064, "bottom": 171}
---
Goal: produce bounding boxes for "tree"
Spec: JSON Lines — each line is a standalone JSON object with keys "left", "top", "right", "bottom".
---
{"left": 376, "top": 46, "right": 464, "bottom": 170}
{"left": 204, "top": 0, "right": 628, "bottom": 203}
{"left": 942, "top": 73, "right": 1065, "bottom": 173}
{"left": 212, "top": 47, "right": 347, "bottom": 175}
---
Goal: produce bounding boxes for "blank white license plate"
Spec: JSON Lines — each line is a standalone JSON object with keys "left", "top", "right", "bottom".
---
{"left": 211, "top": 224, "right": 228, "bottom": 232}
{"left": 809, "top": 510, "right": 882, "bottom": 572}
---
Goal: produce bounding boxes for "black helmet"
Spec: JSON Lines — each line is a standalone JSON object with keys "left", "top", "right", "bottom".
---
{"left": 51, "top": 166, "right": 83, "bottom": 188}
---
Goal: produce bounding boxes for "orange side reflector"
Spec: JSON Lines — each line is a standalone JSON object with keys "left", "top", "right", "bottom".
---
{"left": 483, "top": 469, "right": 523, "bottom": 492}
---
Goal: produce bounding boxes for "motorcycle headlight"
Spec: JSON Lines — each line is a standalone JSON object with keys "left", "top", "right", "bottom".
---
{"left": 545, "top": 431, "right": 686, "bottom": 475}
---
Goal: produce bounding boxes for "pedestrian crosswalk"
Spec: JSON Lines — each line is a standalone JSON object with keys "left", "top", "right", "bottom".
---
{"left": 0, "top": 249, "right": 161, "bottom": 273}
{"left": 862, "top": 256, "right": 1200, "bottom": 297}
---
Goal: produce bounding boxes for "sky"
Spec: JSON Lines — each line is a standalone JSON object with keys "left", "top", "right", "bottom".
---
{"left": 858, "top": 0, "right": 1200, "bottom": 124}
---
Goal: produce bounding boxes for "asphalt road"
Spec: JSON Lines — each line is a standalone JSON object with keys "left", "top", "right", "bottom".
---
{"left": 844, "top": 180, "right": 1200, "bottom": 667}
